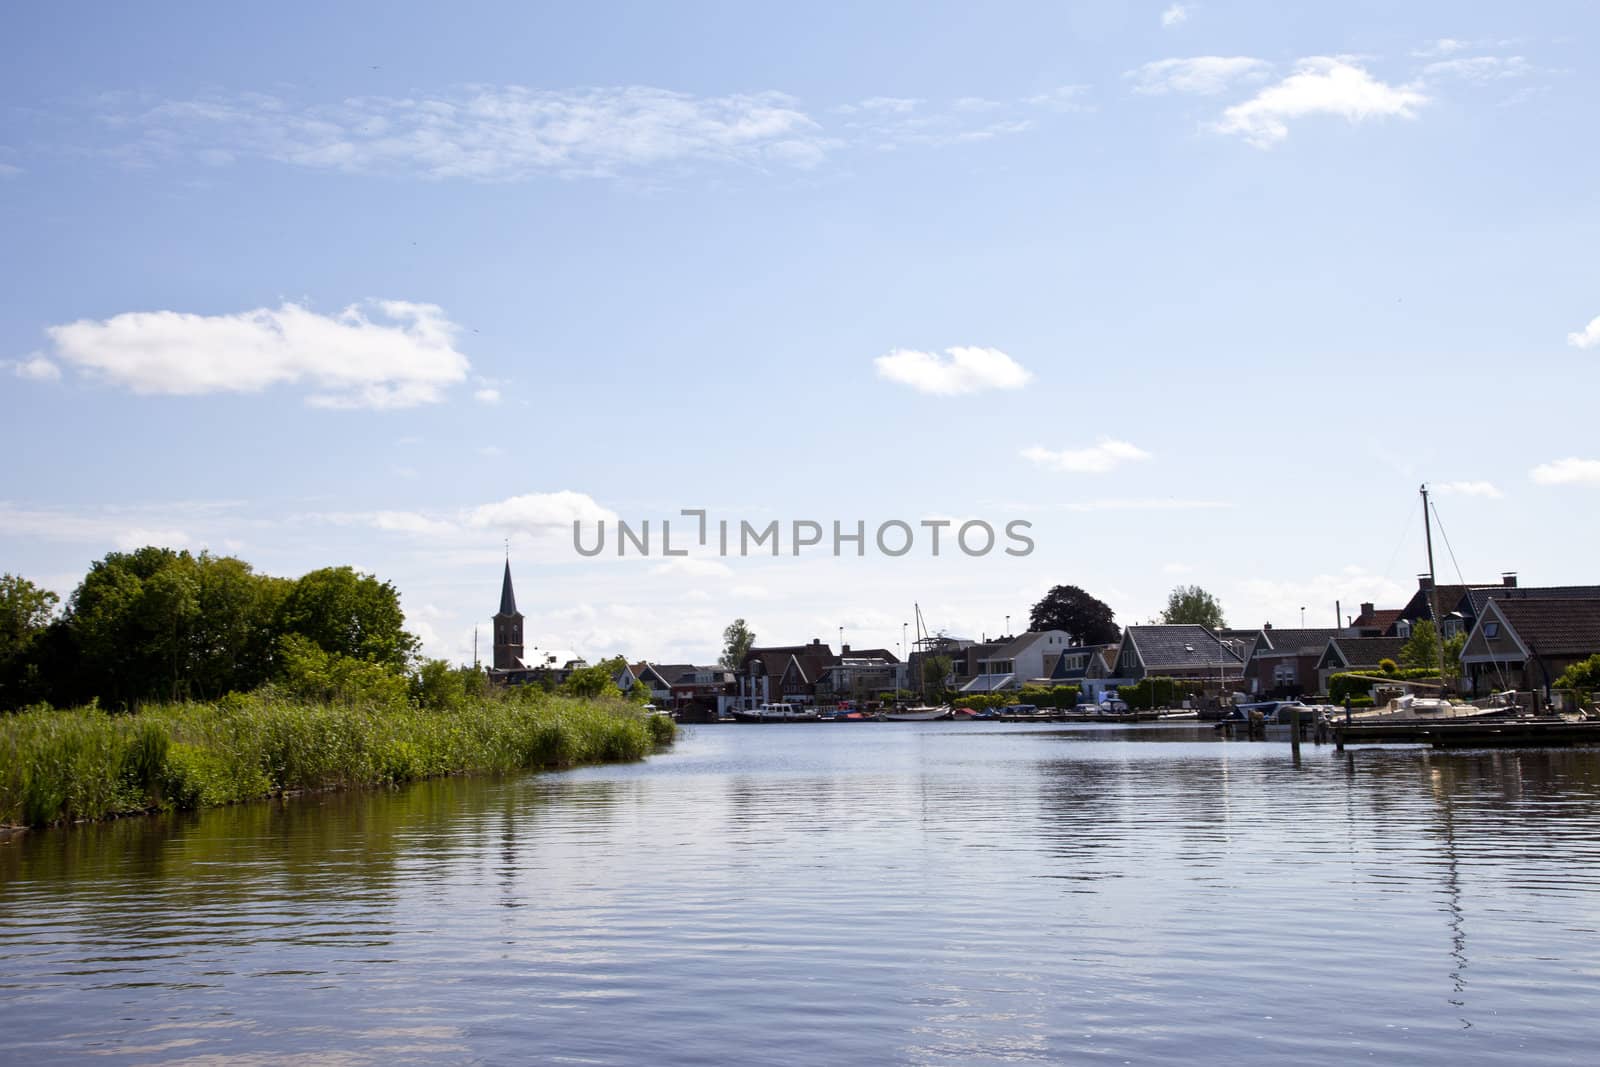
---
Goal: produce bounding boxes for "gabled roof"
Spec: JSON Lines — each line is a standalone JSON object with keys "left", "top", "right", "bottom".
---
{"left": 977, "top": 630, "right": 1068, "bottom": 665}
{"left": 743, "top": 643, "right": 840, "bottom": 686}
{"left": 1122, "top": 625, "right": 1243, "bottom": 672}
{"left": 1485, "top": 598, "right": 1600, "bottom": 657}
{"left": 1319, "top": 636, "right": 1408, "bottom": 670}
{"left": 1248, "top": 628, "right": 1346, "bottom": 660}
{"left": 1351, "top": 607, "right": 1404, "bottom": 634}
{"left": 1049, "top": 643, "right": 1115, "bottom": 679}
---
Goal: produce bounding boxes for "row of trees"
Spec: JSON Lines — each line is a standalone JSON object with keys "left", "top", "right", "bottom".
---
{"left": 1025, "top": 582, "right": 1226, "bottom": 644}
{"left": 2, "top": 549, "right": 427, "bottom": 711}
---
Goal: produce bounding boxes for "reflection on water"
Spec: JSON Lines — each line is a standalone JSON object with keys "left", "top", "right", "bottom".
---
{"left": 4, "top": 724, "right": 1600, "bottom": 1064}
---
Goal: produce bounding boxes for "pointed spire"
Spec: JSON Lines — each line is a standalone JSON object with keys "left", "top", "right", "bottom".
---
{"left": 499, "top": 559, "right": 518, "bottom": 616}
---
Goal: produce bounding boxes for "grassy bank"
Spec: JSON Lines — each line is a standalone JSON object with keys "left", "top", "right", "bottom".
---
{"left": 0, "top": 693, "right": 676, "bottom": 828}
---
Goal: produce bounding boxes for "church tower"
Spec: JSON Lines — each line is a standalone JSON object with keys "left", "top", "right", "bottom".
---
{"left": 493, "top": 559, "right": 524, "bottom": 670}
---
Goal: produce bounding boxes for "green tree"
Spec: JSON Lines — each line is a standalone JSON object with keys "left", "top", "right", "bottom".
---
{"left": 275, "top": 566, "right": 419, "bottom": 672}
{"left": 720, "top": 618, "right": 756, "bottom": 669}
{"left": 1027, "top": 585, "right": 1119, "bottom": 645}
{"left": 0, "top": 574, "right": 62, "bottom": 710}
{"left": 276, "top": 634, "right": 408, "bottom": 707}
{"left": 1160, "top": 585, "right": 1227, "bottom": 629}
{"left": 1555, "top": 654, "right": 1600, "bottom": 696}
{"left": 921, "top": 654, "right": 953, "bottom": 689}
{"left": 560, "top": 657, "right": 625, "bottom": 700}
{"left": 0, "top": 574, "right": 59, "bottom": 660}
{"left": 1400, "top": 619, "right": 1443, "bottom": 672}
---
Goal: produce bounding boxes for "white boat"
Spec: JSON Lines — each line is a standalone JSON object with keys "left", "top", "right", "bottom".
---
{"left": 729, "top": 702, "right": 820, "bottom": 723}
{"left": 882, "top": 704, "right": 952, "bottom": 721}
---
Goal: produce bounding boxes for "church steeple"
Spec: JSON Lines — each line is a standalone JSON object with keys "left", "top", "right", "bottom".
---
{"left": 499, "top": 559, "right": 517, "bottom": 616}
{"left": 493, "top": 558, "right": 524, "bottom": 671}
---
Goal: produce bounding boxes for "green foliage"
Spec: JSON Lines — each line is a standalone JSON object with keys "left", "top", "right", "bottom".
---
{"left": 720, "top": 618, "right": 756, "bottom": 669}
{"left": 1027, "top": 585, "right": 1119, "bottom": 645}
{"left": 922, "top": 654, "right": 954, "bottom": 689}
{"left": 0, "top": 574, "right": 58, "bottom": 659}
{"left": 275, "top": 566, "right": 419, "bottom": 672}
{"left": 1160, "top": 585, "right": 1227, "bottom": 629}
{"left": 1555, "top": 654, "right": 1600, "bottom": 696}
{"left": 0, "top": 693, "right": 675, "bottom": 828}
{"left": 1328, "top": 668, "right": 1441, "bottom": 703}
{"left": 1117, "top": 677, "right": 1192, "bottom": 710}
{"left": 1377, "top": 658, "right": 1398, "bottom": 674}
{"left": 1397, "top": 621, "right": 1466, "bottom": 674}
{"left": 559, "top": 657, "right": 624, "bottom": 700}
{"left": 955, "top": 686, "right": 1080, "bottom": 712}
{"left": 410, "top": 659, "right": 487, "bottom": 712}
{"left": 276, "top": 635, "right": 410, "bottom": 707}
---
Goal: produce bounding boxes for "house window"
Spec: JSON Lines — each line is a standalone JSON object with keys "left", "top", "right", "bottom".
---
{"left": 1484, "top": 622, "right": 1498, "bottom": 639}
{"left": 1273, "top": 663, "right": 1297, "bottom": 687}
{"left": 1396, "top": 619, "right": 1412, "bottom": 638}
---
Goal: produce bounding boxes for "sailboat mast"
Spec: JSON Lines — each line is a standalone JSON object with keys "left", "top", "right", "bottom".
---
{"left": 1421, "top": 483, "right": 1446, "bottom": 685}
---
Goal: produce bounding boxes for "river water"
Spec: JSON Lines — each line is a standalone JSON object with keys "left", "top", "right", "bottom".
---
{"left": 3, "top": 722, "right": 1600, "bottom": 1065}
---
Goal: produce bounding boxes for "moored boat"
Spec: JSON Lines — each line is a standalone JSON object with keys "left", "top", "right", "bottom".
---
{"left": 881, "top": 704, "right": 952, "bottom": 721}
{"left": 729, "top": 703, "right": 821, "bottom": 723}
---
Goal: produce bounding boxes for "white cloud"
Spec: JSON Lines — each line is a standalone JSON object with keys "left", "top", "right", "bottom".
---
{"left": 1212, "top": 58, "right": 1427, "bottom": 148}
{"left": 1241, "top": 566, "right": 1411, "bottom": 629}
{"left": 1163, "top": 562, "right": 1194, "bottom": 575}
{"left": 1060, "top": 497, "right": 1227, "bottom": 512}
{"left": 1422, "top": 56, "right": 1532, "bottom": 83}
{"left": 468, "top": 491, "right": 618, "bottom": 531}
{"left": 835, "top": 97, "right": 922, "bottom": 115}
{"left": 875, "top": 346, "right": 1033, "bottom": 396}
{"left": 115, "top": 86, "right": 830, "bottom": 181}
{"left": 9, "top": 356, "right": 61, "bottom": 381}
{"left": 1127, "top": 57, "right": 1272, "bottom": 96}
{"left": 651, "top": 557, "right": 733, "bottom": 578}
{"left": 1413, "top": 38, "right": 1470, "bottom": 58}
{"left": 1024, "top": 86, "right": 1090, "bottom": 112}
{"left": 0, "top": 163, "right": 21, "bottom": 178}
{"left": 1434, "top": 481, "right": 1504, "bottom": 499}
{"left": 1161, "top": 4, "right": 1190, "bottom": 29}
{"left": 1530, "top": 458, "right": 1600, "bottom": 487}
{"left": 370, "top": 510, "right": 461, "bottom": 537}
{"left": 474, "top": 387, "right": 502, "bottom": 405}
{"left": 40, "top": 300, "right": 470, "bottom": 409}
{"left": 1567, "top": 314, "right": 1600, "bottom": 349}
{"left": 1021, "top": 438, "right": 1152, "bottom": 474}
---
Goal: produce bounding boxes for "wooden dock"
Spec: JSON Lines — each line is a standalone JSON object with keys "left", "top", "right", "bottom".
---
{"left": 1335, "top": 717, "right": 1600, "bottom": 749}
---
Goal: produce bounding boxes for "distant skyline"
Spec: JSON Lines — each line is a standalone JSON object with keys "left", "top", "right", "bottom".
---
{"left": 3, "top": 2, "right": 1597, "bottom": 665}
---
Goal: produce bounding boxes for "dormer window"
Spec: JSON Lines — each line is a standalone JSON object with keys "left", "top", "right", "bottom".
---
{"left": 1397, "top": 619, "right": 1412, "bottom": 638}
{"left": 1484, "top": 622, "right": 1499, "bottom": 639}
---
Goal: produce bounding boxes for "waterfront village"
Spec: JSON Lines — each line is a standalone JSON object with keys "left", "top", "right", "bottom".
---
{"left": 482, "top": 560, "right": 1600, "bottom": 724}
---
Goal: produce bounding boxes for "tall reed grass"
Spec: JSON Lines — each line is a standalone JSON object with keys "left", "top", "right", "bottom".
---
{"left": 0, "top": 693, "right": 675, "bottom": 827}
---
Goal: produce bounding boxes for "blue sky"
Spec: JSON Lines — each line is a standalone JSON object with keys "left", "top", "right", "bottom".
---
{"left": 3, "top": 2, "right": 1597, "bottom": 665}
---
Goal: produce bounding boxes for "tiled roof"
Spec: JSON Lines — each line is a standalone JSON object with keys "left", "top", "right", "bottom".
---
{"left": 1124, "top": 625, "right": 1243, "bottom": 672}
{"left": 1351, "top": 608, "right": 1404, "bottom": 634}
{"left": 1324, "top": 637, "right": 1408, "bottom": 668}
{"left": 1491, "top": 599, "right": 1600, "bottom": 657}
{"left": 1464, "top": 585, "right": 1600, "bottom": 618}
{"left": 1250, "top": 628, "right": 1346, "bottom": 658}
{"left": 742, "top": 644, "right": 839, "bottom": 685}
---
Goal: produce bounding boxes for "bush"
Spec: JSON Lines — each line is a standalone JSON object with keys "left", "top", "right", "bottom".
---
{"left": 1117, "top": 677, "right": 1194, "bottom": 710}
{"left": 1329, "top": 668, "right": 1439, "bottom": 704}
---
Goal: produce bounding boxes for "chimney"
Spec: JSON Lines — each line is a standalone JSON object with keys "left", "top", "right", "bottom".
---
{"left": 1502, "top": 572, "right": 1518, "bottom": 587}
{"left": 1418, "top": 574, "right": 1434, "bottom": 592}
{"left": 811, "top": 637, "right": 821, "bottom": 646}
{"left": 841, "top": 643, "right": 851, "bottom": 654}
{"left": 1360, "top": 602, "right": 1375, "bottom": 618}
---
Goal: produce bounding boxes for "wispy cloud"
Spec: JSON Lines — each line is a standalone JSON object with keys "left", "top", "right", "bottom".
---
{"left": 1530, "top": 458, "right": 1600, "bottom": 487}
{"left": 1021, "top": 439, "right": 1152, "bottom": 474}
{"left": 1434, "top": 480, "right": 1504, "bottom": 499}
{"left": 835, "top": 95, "right": 1041, "bottom": 149}
{"left": 1160, "top": 4, "right": 1190, "bottom": 29}
{"left": 875, "top": 346, "right": 1033, "bottom": 396}
{"left": 1059, "top": 497, "right": 1227, "bottom": 512}
{"left": 37, "top": 300, "right": 470, "bottom": 409}
{"left": 467, "top": 491, "right": 619, "bottom": 532}
{"left": 0, "top": 162, "right": 21, "bottom": 178}
{"left": 1211, "top": 58, "right": 1426, "bottom": 147}
{"left": 1126, "top": 57, "right": 1271, "bottom": 96}
{"left": 1567, "top": 314, "right": 1600, "bottom": 349}
{"left": 105, "top": 86, "right": 832, "bottom": 180}
{"left": 8, "top": 356, "right": 61, "bottom": 382}
{"left": 1422, "top": 55, "right": 1532, "bottom": 83}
